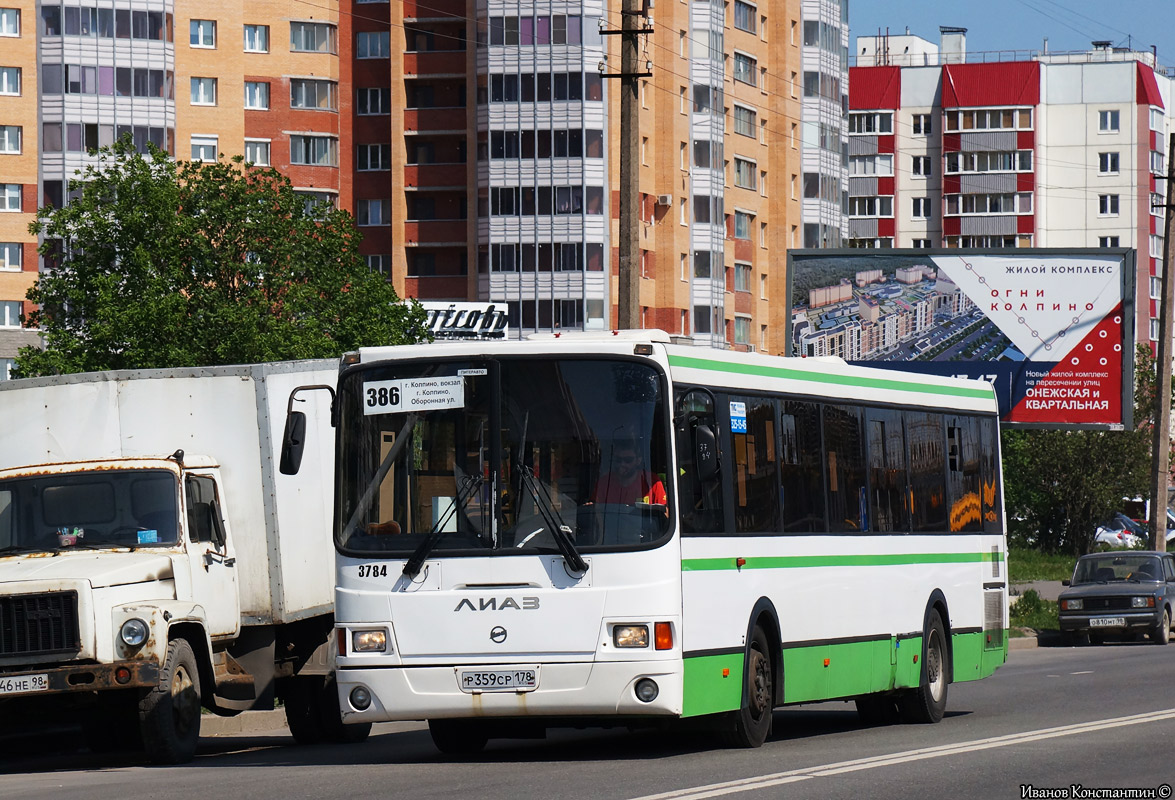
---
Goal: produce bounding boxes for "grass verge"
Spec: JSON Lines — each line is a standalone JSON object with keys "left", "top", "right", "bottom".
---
{"left": 1009, "top": 589, "right": 1058, "bottom": 636}
{"left": 1008, "top": 548, "right": 1076, "bottom": 582}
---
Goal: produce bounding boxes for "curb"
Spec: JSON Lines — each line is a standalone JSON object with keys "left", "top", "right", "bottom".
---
{"left": 1008, "top": 634, "right": 1039, "bottom": 650}
{"left": 200, "top": 709, "right": 289, "bottom": 737}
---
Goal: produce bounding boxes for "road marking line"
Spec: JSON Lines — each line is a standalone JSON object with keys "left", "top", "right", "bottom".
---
{"left": 1070, "top": 671, "right": 1093, "bottom": 675}
{"left": 629, "top": 709, "right": 1175, "bottom": 800}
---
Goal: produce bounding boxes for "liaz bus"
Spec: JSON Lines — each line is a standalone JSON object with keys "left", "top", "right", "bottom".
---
{"left": 280, "top": 330, "right": 1008, "bottom": 753}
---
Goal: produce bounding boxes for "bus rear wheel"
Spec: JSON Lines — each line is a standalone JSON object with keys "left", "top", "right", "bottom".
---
{"left": 428, "top": 719, "right": 489, "bottom": 754}
{"left": 720, "top": 624, "right": 773, "bottom": 748}
{"left": 899, "top": 609, "right": 948, "bottom": 724}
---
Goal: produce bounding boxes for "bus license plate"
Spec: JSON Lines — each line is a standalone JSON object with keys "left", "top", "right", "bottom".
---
{"left": 1090, "top": 617, "right": 1126, "bottom": 627}
{"left": 0, "top": 673, "right": 49, "bottom": 696}
{"left": 457, "top": 668, "right": 538, "bottom": 693}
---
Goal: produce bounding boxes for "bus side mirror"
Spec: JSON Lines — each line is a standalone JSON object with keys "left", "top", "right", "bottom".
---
{"left": 695, "top": 424, "right": 719, "bottom": 483}
{"left": 280, "top": 411, "right": 307, "bottom": 476}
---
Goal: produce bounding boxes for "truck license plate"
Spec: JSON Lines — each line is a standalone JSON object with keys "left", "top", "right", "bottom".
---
{"left": 0, "top": 673, "right": 49, "bottom": 696}
{"left": 457, "top": 668, "right": 538, "bottom": 693}
{"left": 1090, "top": 616, "right": 1126, "bottom": 627}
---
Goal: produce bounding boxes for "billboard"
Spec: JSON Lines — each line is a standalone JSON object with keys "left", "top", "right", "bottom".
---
{"left": 787, "top": 249, "right": 1135, "bottom": 429}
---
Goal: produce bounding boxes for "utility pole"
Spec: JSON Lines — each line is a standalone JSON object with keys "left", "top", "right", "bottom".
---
{"left": 1149, "top": 132, "right": 1175, "bottom": 550}
{"left": 602, "top": 0, "right": 651, "bottom": 330}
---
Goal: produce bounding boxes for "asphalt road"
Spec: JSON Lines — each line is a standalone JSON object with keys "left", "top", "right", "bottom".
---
{"left": 3, "top": 641, "right": 1173, "bottom": 800}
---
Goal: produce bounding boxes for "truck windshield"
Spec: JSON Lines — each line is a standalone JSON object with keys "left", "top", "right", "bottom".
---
{"left": 0, "top": 470, "right": 180, "bottom": 553}
{"left": 335, "top": 357, "right": 672, "bottom": 557}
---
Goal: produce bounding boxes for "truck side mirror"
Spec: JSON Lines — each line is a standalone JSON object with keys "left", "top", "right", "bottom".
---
{"left": 279, "top": 411, "right": 307, "bottom": 476}
{"left": 695, "top": 423, "right": 719, "bottom": 483}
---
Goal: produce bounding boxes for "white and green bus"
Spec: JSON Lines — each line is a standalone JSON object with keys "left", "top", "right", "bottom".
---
{"left": 285, "top": 330, "right": 1007, "bottom": 753}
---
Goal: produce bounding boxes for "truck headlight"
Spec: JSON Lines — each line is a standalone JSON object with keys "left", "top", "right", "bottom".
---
{"left": 1132, "top": 596, "right": 1155, "bottom": 608}
{"left": 613, "top": 625, "right": 649, "bottom": 648}
{"left": 351, "top": 630, "right": 388, "bottom": 653}
{"left": 120, "top": 618, "right": 149, "bottom": 648}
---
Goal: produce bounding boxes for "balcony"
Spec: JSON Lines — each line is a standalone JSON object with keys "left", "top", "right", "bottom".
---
{"left": 403, "top": 0, "right": 464, "bottom": 20}
{"left": 403, "top": 219, "right": 467, "bottom": 245}
{"left": 404, "top": 51, "right": 466, "bottom": 76}
{"left": 404, "top": 163, "right": 467, "bottom": 188}
{"left": 403, "top": 107, "right": 466, "bottom": 133}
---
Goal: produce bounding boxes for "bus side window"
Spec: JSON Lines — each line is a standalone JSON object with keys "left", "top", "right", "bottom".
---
{"left": 780, "top": 400, "right": 825, "bottom": 532}
{"left": 907, "top": 411, "right": 947, "bottom": 532}
{"left": 675, "top": 389, "right": 724, "bottom": 534}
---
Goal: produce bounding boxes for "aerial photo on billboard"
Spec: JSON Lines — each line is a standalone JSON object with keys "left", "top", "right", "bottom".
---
{"left": 787, "top": 249, "right": 1134, "bottom": 429}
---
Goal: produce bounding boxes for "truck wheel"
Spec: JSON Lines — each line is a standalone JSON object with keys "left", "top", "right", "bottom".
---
{"left": 428, "top": 719, "right": 489, "bottom": 754}
{"left": 282, "top": 675, "right": 327, "bottom": 745}
{"left": 320, "top": 674, "right": 372, "bottom": 744}
{"left": 139, "top": 638, "right": 202, "bottom": 764}
{"left": 898, "top": 609, "right": 948, "bottom": 724}
{"left": 720, "top": 624, "right": 774, "bottom": 748}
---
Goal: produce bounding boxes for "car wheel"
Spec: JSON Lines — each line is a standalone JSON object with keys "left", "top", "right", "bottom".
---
{"left": 1151, "top": 610, "right": 1171, "bottom": 645}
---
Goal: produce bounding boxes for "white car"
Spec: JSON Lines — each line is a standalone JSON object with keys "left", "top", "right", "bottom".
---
{"left": 1093, "top": 514, "right": 1146, "bottom": 548}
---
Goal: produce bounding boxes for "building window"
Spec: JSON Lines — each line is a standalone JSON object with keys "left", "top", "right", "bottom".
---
{"left": 290, "top": 135, "right": 338, "bottom": 166}
{"left": 848, "top": 112, "right": 892, "bottom": 134}
{"left": 366, "top": 254, "right": 391, "bottom": 275}
{"left": 734, "top": 263, "right": 752, "bottom": 292}
{"left": 244, "top": 81, "right": 269, "bottom": 110}
{"left": 190, "top": 135, "right": 218, "bottom": 162}
{"left": 0, "top": 67, "right": 19, "bottom": 95}
{"left": 290, "top": 21, "right": 337, "bottom": 53}
{"left": 848, "top": 154, "right": 893, "bottom": 176}
{"left": 1098, "top": 194, "right": 1119, "bottom": 216}
{"left": 912, "top": 238, "right": 931, "bottom": 248}
{"left": 733, "top": 52, "right": 756, "bottom": 86}
{"left": 0, "top": 242, "right": 20, "bottom": 270}
{"left": 945, "top": 150, "right": 1032, "bottom": 173}
{"left": 190, "top": 19, "right": 215, "bottom": 48}
{"left": 1151, "top": 276, "right": 1162, "bottom": 299}
{"left": 0, "top": 300, "right": 20, "bottom": 327}
{"left": 913, "top": 114, "right": 932, "bottom": 135}
{"left": 1, "top": 184, "right": 20, "bottom": 210}
{"left": 733, "top": 105, "right": 756, "bottom": 138}
{"left": 244, "top": 24, "right": 269, "bottom": 52}
{"left": 357, "top": 198, "right": 390, "bottom": 226}
{"left": 944, "top": 107, "right": 1032, "bottom": 132}
{"left": 244, "top": 139, "right": 270, "bottom": 166}
{"left": 733, "top": 0, "right": 756, "bottom": 33}
{"left": 356, "top": 31, "right": 390, "bottom": 58}
{"left": 1098, "top": 152, "right": 1120, "bottom": 175}
{"left": 356, "top": 87, "right": 391, "bottom": 115}
{"left": 693, "top": 306, "right": 712, "bottom": 335}
{"left": 1098, "top": 110, "right": 1120, "bottom": 133}
{"left": 290, "top": 79, "right": 337, "bottom": 110}
{"left": 297, "top": 191, "right": 336, "bottom": 218}
{"left": 912, "top": 155, "right": 932, "bottom": 177}
{"left": 734, "top": 210, "right": 752, "bottom": 239}
{"left": 912, "top": 197, "right": 931, "bottom": 218}
{"left": 190, "top": 77, "right": 217, "bottom": 105}
{"left": 1100, "top": 236, "right": 1121, "bottom": 248}
{"left": 0, "top": 8, "right": 19, "bottom": 36}
{"left": 0, "top": 125, "right": 19, "bottom": 153}
{"left": 734, "top": 316, "right": 750, "bottom": 345}
{"left": 848, "top": 196, "right": 893, "bottom": 217}
{"left": 1151, "top": 318, "right": 1160, "bottom": 341}
{"left": 357, "top": 144, "right": 391, "bottom": 171}
{"left": 733, "top": 157, "right": 756, "bottom": 190}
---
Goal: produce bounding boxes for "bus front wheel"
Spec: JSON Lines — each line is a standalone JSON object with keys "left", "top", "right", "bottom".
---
{"left": 720, "top": 624, "right": 774, "bottom": 748}
{"left": 899, "top": 609, "right": 948, "bottom": 724}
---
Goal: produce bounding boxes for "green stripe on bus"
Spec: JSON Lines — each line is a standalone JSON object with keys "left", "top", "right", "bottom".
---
{"left": 666, "top": 354, "right": 993, "bottom": 400}
{"left": 682, "top": 630, "right": 1008, "bottom": 715}
{"left": 682, "top": 551, "right": 1004, "bottom": 572}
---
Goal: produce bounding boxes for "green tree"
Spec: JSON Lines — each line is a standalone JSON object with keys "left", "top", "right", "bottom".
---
{"left": 1002, "top": 347, "right": 1154, "bottom": 555}
{"left": 15, "top": 139, "right": 428, "bottom": 377}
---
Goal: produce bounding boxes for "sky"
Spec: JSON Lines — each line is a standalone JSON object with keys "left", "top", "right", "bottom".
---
{"left": 849, "top": 0, "right": 1175, "bottom": 68}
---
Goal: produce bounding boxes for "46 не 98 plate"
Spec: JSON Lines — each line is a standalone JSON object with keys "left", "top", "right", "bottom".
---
{"left": 457, "top": 668, "right": 538, "bottom": 693}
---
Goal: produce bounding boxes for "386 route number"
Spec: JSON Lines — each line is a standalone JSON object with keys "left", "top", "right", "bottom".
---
{"left": 365, "top": 385, "right": 401, "bottom": 409}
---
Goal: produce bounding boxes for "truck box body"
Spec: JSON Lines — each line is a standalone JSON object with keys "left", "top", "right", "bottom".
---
{"left": 0, "top": 361, "right": 338, "bottom": 625}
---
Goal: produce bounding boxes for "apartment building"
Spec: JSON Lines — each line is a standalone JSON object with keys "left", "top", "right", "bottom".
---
{"left": 1, "top": 0, "right": 812, "bottom": 371}
{"left": 850, "top": 28, "right": 1171, "bottom": 347}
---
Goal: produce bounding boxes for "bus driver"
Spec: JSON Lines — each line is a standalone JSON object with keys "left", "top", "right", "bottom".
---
{"left": 592, "top": 443, "right": 667, "bottom": 507}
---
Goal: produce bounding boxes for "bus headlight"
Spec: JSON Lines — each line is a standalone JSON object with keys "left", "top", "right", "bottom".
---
{"left": 351, "top": 630, "right": 389, "bottom": 653}
{"left": 613, "top": 625, "right": 649, "bottom": 647}
{"left": 119, "top": 618, "right": 149, "bottom": 648}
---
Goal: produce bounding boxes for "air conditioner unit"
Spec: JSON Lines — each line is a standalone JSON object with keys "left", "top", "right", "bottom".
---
{"left": 656, "top": 194, "right": 672, "bottom": 206}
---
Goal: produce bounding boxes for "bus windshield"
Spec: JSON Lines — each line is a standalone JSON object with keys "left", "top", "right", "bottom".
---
{"left": 336, "top": 357, "right": 672, "bottom": 557}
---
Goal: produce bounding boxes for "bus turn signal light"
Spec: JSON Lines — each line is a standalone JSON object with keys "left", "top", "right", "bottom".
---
{"left": 655, "top": 622, "right": 673, "bottom": 650}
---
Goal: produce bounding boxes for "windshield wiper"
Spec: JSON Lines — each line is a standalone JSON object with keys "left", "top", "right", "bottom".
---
{"left": 402, "top": 472, "right": 485, "bottom": 579}
{"left": 517, "top": 464, "right": 588, "bottom": 574}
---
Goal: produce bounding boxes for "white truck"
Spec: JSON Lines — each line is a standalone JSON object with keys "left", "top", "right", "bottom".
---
{"left": 0, "top": 361, "right": 366, "bottom": 763}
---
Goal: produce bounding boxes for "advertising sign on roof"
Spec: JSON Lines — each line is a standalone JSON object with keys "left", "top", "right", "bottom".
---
{"left": 787, "top": 249, "right": 1134, "bottom": 429}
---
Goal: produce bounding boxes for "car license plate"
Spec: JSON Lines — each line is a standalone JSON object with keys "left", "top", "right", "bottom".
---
{"left": 0, "top": 673, "right": 49, "bottom": 696}
{"left": 457, "top": 668, "right": 538, "bottom": 693}
{"left": 1090, "top": 616, "right": 1126, "bottom": 628}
